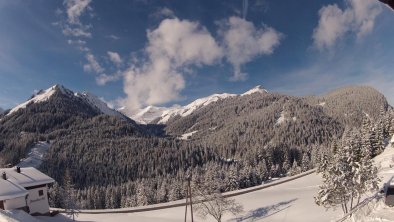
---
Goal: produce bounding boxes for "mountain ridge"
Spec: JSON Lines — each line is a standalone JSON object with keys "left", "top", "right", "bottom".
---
{"left": 131, "top": 85, "right": 269, "bottom": 124}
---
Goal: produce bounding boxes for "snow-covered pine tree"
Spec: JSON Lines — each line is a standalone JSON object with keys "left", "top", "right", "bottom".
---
{"left": 376, "top": 121, "right": 385, "bottom": 154}
{"left": 48, "top": 182, "right": 63, "bottom": 208}
{"left": 315, "top": 130, "right": 380, "bottom": 214}
{"left": 288, "top": 160, "right": 301, "bottom": 176}
{"left": 301, "top": 152, "right": 310, "bottom": 172}
{"left": 136, "top": 180, "right": 149, "bottom": 206}
{"left": 168, "top": 181, "right": 183, "bottom": 201}
{"left": 225, "top": 165, "right": 239, "bottom": 191}
{"left": 156, "top": 180, "right": 168, "bottom": 203}
{"left": 361, "top": 118, "right": 373, "bottom": 159}
{"left": 282, "top": 156, "right": 291, "bottom": 175}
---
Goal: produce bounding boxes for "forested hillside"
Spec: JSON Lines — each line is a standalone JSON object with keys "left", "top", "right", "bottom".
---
{"left": 0, "top": 85, "right": 392, "bottom": 209}
{"left": 306, "top": 86, "right": 389, "bottom": 127}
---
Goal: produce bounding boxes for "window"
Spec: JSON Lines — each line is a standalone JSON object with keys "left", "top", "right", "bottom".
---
{"left": 38, "top": 190, "right": 44, "bottom": 196}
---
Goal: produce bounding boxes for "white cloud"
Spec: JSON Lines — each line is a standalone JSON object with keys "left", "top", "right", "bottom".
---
{"left": 107, "top": 51, "right": 122, "bottom": 66}
{"left": 313, "top": 0, "right": 381, "bottom": 50}
{"left": 121, "top": 18, "right": 223, "bottom": 114}
{"left": 107, "top": 34, "right": 120, "bottom": 40}
{"left": 83, "top": 53, "right": 104, "bottom": 73}
{"left": 219, "top": 16, "right": 282, "bottom": 81}
{"left": 62, "top": 26, "right": 91, "bottom": 38}
{"left": 152, "top": 7, "right": 175, "bottom": 18}
{"left": 96, "top": 72, "right": 122, "bottom": 86}
{"left": 59, "top": 0, "right": 93, "bottom": 39}
{"left": 64, "top": 0, "right": 92, "bottom": 24}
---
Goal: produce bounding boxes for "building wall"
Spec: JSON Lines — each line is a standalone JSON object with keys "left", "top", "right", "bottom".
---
{"left": 27, "top": 186, "right": 50, "bottom": 215}
{"left": 4, "top": 196, "right": 27, "bottom": 210}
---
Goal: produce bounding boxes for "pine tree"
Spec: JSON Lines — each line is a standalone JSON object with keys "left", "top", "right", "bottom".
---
{"left": 315, "top": 131, "right": 380, "bottom": 214}
{"left": 136, "top": 181, "right": 149, "bottom": 206}
{"left": 48, "top": 182, "right": 63, "bottom": 208}
{"left": 301, "top": 152, "right": 310, "bottom": 172}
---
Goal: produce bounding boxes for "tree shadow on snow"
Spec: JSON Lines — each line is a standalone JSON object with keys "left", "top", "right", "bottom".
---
{"left": 232, "top": 198, "right": 298, "bottom": 222}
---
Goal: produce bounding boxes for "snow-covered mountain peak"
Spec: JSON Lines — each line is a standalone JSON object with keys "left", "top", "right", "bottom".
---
{"left": 132, "top": 92, "right": 237, "bottom": 124}
{"left": 241, "top": 85, "right": 269, "bottom": 96}
{"left": 6, "top": 84, "right": 125, "bottom": 119}
{"left": 7, "top": 84, "right": 63, "bottom": 116}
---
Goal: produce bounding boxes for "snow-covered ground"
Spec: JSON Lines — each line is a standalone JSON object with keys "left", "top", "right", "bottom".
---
{"left": 0, "top": 210, "right": 41, "bottom": 222}
{"left": 3, "top": 143, "right": 394, "bottom": 222}
{"left": 276, "top": 111, "right": 297, "bottom": 125}
{"left": 33, "top": 172, "right": 339, "bottom": 222}
{"left": 179, "top": 130, "right": 198, "bottom": 140}
{"left": 17, "top": 141, "right": 50, "bottom": 168}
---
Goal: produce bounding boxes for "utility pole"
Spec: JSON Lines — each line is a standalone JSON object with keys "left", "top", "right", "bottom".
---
{"left": 184, "top": 176, "right": 194, "bottom": 222}
{"left": 184, "top": 187, "right": 188, "bottom": 222}
{"left": 188, "top": 178, "right": 194, "bottom": 222}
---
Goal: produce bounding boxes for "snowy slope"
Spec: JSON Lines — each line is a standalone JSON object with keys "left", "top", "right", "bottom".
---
{"left": 0, "top": 107, "right": 4, "bottom": 114}
{"left": 17, "top": 141, "right": 50, "bottom": 168}
{"left": 132, "top": 85, "right": 269, "bottom": 124}
{"left": 131, "top": 106, "right": 169, "bottom": 124}
{"left": 241, "top": 85, "right": 268, "bottom": 96}
{"left": 75, "top": 92, "right": 125, "bottom": 119}
{"left": 6, "top": 85, "right": 64, "bottom": 116}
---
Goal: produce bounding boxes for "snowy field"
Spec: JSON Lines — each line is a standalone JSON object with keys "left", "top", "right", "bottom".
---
{"left": 2, "top": 144, "right": 394, "bottom": 222}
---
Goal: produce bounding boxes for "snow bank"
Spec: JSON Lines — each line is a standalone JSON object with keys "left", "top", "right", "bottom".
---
{"left": 0, "top": 210, "right": 41, "bottom": 222}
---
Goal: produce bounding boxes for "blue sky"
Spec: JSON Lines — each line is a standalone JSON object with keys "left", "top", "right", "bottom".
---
{"left": 0, "top": 0, "right": 393, "bottom": 113}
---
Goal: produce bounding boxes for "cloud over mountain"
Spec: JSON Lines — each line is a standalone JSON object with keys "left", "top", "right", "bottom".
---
{"left": 218, "top": 17, "right": 282, "bottom": 81}
{"left": 313, "top": 0, "right": 381, "bottom": 50}
{"left": 121, "top": 18, "right": 223, "bottom": 114}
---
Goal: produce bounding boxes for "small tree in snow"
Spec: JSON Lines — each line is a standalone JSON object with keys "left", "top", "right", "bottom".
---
{"left": 192, "top": 174, "right": 243, "bottom": 222}
{"left": 193, "top": 190, "right": 243, "bottom": 222}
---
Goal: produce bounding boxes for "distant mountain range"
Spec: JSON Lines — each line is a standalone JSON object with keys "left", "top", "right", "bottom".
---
{"left": 130, "top": 85, "right": 268, "bottom": 124}
{"left": 0, "top": 83, "right": 391, "bottom": 210}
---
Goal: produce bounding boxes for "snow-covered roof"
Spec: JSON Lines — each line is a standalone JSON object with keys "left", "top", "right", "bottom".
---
{"left": 0, "top": 178, "right": 28, "bottom": 200}
{"left": 0, "top": 167, "right": 54, "bottom": 188}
